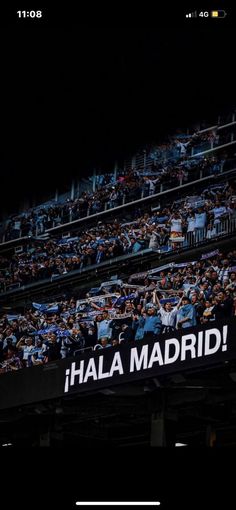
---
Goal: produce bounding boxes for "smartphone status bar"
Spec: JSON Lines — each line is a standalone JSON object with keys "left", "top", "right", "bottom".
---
{"left": 185, "top": 10, "right": 227, "bottom": 19}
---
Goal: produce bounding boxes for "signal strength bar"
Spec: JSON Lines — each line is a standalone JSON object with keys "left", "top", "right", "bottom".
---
{"left": 186, "top": 11, "right": 197, "bottom": 18}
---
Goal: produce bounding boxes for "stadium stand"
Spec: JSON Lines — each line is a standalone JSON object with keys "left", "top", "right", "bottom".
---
{"left": 1, "top": 113, "right": 235, "bottom": 243}
{"left": 1, "top": 108, "right": 236, "bottom": 448}
{"left": 1, "top": 245, "right": 236, "bottom": 373}
{"left": 0, "top": 168, "right": 236, "bottom": 293}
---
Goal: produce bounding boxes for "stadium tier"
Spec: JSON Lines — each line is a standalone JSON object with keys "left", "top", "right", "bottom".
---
{"left": 0, "top": 168, "right": 236, "bottom": 294}
{"left": 1, "top": 246, "right": 236, "bottom": 373}
{"left": 1, "top": 113, "right": 235, "bottom": 244}
{"left": 1, "top": 109, "right": 236, "bottom": 448}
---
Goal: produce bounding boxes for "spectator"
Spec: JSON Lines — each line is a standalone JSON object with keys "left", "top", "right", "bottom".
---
{"left": 138, "top": 303, "right": 162, "bottom": 340}
{"left": 154, "top": 291, "right": 182, "bottom": 334}
{"left": 1, "top": 245, "right": 236, "bottom": 376}
{"left": 97, "top": 311, "right": 113, "bottom": 341}
{"left": 176, "top": 297, "right": 197, "bottom": 329}
{"left": 118, "top": 323, "right": 134, "bottom": 343}
{"left": 16, "top": 337, "right": 34, "bottom": 367}
{"left": 212, "top": 291, "right": 233, "bottom": 320}
{"left": 194, "top": 207, "right": 207, "bottom": 243}
{"left": 100, "top": 337, "right": 112, "bottom": 348}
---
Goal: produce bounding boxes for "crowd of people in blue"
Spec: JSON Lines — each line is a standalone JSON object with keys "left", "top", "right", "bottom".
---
{"left": 1, "top": 247, "right": 236, "bottom": 373}
{"left": 0, "top": 115, "right": 235, "bottom": 374}
{"left": 0, "top": 172, "right": 235, "bottom": 293}
{"left": 1, "top": 128, "right": 225, "bottom": 242}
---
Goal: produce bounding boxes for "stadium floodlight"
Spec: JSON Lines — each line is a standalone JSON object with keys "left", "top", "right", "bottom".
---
{"left": 76, "top": 504, "right": 161, "bottom": 507}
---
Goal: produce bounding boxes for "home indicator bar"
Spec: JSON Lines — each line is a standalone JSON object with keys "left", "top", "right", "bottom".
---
{"left": 76, "top": 504, "right": 161, "bottom": 507}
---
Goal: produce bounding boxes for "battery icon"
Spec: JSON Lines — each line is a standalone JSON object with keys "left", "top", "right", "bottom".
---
{"left": 211, "top": 10, "right": 227, "bottom": 17}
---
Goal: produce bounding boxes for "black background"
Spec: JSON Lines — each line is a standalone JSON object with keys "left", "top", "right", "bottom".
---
{"left": 2, "top": 449, "right": 234, "bottom": 508}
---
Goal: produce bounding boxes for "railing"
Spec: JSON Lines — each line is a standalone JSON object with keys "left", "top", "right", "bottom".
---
{"left": 1, "top": 215, "right": 236, "bottom": 297}
{"left": 1, "top": 117, "right": 236, "bottom": 245}
{"left": 45, "top": 157, "right": 236, "bottom": 228}
{"left": 44, "top": 165, "right": 236, "bottom": 236}
{"left": 1, "top": 163, "right": 236, "bottom": 250}
{"left": 74, "top": 346, "right": 93, "bottom": 356}
{"left": 1, "top": 161, "right": 236, "bottom": 247}
{"left": 4, "top": 282, "right": 21, "bottom": 293}
{"left": 32, "top": 146, "right": 236, "bottom": 223}
{"left": 163, "top": 216, "right": 236, "bottom": 253}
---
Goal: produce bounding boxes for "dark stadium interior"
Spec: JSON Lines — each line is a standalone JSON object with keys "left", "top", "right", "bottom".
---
{"left": 1, "top": 10, "right": 236, "bottom": 502}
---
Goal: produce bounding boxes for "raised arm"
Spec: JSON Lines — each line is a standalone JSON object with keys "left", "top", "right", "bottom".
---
{"left": 176, "top": 296, "right": 184, "bottom": 309}
{"left": 152, "top": 289, "right": 161, "bottom": 309}
{"left": 90, "top": 301, "right": 103, "bottom": 310}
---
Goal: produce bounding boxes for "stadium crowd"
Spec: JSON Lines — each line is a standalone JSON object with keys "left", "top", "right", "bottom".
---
{"left": 0, "top": 176, "right": 236, "bottom": 292}
{"left": 0, "top": 117, "right": 235, "bottom": 374}
{"left": 2, "top": 129, "right": 224, "bottom": 242}
{"left": 1, "top": 247, "right": 236, "bottom": 374}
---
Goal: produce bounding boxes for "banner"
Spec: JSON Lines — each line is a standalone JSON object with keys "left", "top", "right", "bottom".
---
{"left": 146, "top": 262, "right": 196, "bottom": 276}
{"left": 201, "top": 249, "right": 220, "bottom": 260}
{"left": 129, "top": 271, "right": 148, "bottom": 281}
{"left": 99, "top": 279, "right": 123, "bottom": 289}
{"left": 122, "top": 284, "right": 146, "bottom": 290}
{"left": 147, "top": 264, "right": 175, "bottom": 275}
{"left": 32, "top": 302, "right": 59, "bottom": 313}
{"left": 115, "top": 293, "right": 137, "bottom": 305}
{"left": 110, "top": 312, "right": 133, "bottom": 320}
{"left": 173, "top": 261, "right": 197, "bottom": 268}
{"left": 76, "top": 293, "right": 119, "bottom": 305}
{"left": 160, "top": 297, "right": 179, "bottom": 305}
{"left": 169, "top": 236, "right": 185, "bottom": 243}
{"left": 6, "top": 314, "right": 22, "bottom": 321}
{"left": 76, "top": 293, "right": 119, "bottom": 311}
{"left": 58, "top": 236, "right": 79, "bottom": 244}
{"left": 1, "top": 319, "right": 236, "bottom": 410}
{"left": 57, "top": 320, "right": 236, "bottom": 395}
